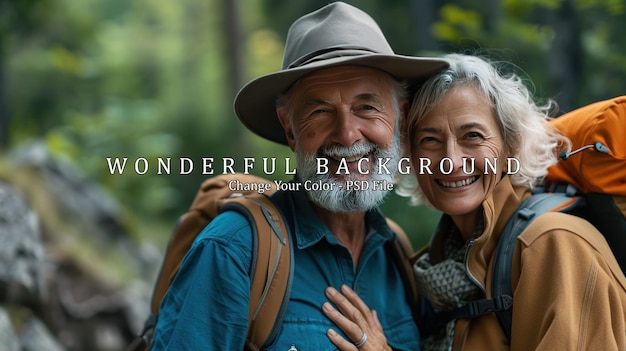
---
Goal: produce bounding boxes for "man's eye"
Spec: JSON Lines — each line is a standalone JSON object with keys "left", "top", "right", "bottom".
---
{"left": 419, "top": 136, "right": 438, "bottom": 144}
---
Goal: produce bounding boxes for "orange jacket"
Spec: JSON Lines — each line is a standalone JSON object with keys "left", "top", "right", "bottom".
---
{"left": 416, "top": 176, "right": 626, "bottom": 350}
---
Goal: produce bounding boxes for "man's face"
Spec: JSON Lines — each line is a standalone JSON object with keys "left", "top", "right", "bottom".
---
{"left": 277, "top": 66, "right": 403, "bottom": 212}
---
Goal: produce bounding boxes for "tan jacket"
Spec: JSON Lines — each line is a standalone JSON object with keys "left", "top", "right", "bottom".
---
{"left": 417, "top": 176, "right": 626, "bottom": 351}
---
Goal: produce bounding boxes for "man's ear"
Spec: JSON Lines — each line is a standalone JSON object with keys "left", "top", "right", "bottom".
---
{"left": 277, "top": 108, "right": 296, "bottom": 151}
{"left": 399, "top": 98, "right": 409, "bottom": 118}
{"left": 398, "top": 98, "right": 409, "bottom": 131}
{"left": 399, "top": 98, "right": 410, "bottom": 157}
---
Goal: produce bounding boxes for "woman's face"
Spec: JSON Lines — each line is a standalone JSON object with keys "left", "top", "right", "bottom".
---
{"left": 410, "top": 84, "right": 506, "bottom": 217}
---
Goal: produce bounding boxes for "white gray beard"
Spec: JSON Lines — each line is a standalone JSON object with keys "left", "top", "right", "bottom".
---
{"left": 296, "top": 139, "right": 400, "bottom": 212}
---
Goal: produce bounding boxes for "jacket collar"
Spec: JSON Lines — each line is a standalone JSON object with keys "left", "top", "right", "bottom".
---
{"left": 468, "top": 176, "right": 530, "bottom": 288}
{"left": 428, "top": 176, "right": 530, "bottom": 288}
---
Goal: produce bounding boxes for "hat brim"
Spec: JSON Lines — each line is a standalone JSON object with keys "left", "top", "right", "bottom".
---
{"left": 234, "top": 54, "right": 448, "bottom": 145}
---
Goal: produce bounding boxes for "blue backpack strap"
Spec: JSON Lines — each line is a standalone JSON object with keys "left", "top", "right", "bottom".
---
{"left": 491, "top": 190, "right": 585, "bottom": 342}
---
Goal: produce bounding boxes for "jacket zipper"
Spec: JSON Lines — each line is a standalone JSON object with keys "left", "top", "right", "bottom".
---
{"left": 464, "top": 239, "right": 485, "bottom": 294}
{"left": 453, "top": 239, "right": 485, "bottom": 351}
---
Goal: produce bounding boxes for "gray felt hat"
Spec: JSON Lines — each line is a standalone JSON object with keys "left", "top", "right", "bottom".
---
{"left": 234, "top": 1, "right": 448, "bottom": 145}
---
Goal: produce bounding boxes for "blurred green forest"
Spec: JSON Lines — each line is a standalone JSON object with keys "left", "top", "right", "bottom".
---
{"left": 2, "top": 0, "right": 625, "bottom": 249}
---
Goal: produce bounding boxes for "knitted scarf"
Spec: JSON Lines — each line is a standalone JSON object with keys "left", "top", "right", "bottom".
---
{"left": 414, "top": 220, "right": 484, "bottom": 351}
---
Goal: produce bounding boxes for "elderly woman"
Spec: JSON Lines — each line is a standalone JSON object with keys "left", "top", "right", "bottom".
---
{"left": 322, "top": 53, "right": 626, "bottom": 351}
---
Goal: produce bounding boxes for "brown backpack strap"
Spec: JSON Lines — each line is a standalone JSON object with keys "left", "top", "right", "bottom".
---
{"left": 386, "top": 218, "right": 412, "bottom": 256}
{"left": 133, "top": 175, "right": 287, "bottom": 351}
{"left": 148, "top": 174, "right": 278, "bottom": 317}
{"left": 385, "top": 218, "right": 419, "bottom": 321}
{"left": 221, "top": 194, "right": 293, "bottom": 351}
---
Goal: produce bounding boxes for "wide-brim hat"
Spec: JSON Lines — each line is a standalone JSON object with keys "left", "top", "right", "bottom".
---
{"left": 234, "top": 1, "right": 449, "bottom": 145}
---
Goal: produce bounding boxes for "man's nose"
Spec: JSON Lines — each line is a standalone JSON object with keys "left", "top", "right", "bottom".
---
{"left": 329, "top": 110, "right": 362, "bottom": 147}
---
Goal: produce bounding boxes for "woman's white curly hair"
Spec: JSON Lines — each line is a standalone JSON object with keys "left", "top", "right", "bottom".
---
{"left": 399, "top": 53, "right": 570, "bottom": 203}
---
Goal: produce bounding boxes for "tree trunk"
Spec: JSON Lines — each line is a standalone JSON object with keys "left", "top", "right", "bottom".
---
{"left": 409, "top": 0, "right": 438, "bottom": 52}
{"left": 0, "top": 55, "right": 8, "bottom": 148}
{"left": 546, "top": 0, "right": 581, "bottom": 112}
{"left": 222, "top": 0, "right": 247, "bottom": 145}
{"left": 223, "top": 0, "right": 242, "bottom": 98}
{"left": 483, "top": 0, "right": 503, "bottom": 34}
{"left": 0, "top": 2, "right": 10, "bottom": 148}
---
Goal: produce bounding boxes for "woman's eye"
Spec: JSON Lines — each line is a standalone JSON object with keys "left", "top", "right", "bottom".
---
{"left": 357, "top": 104, "right": 377, "bottom": 112}
{"left": 466, "top": 131, "right": 483, "bottom": 139}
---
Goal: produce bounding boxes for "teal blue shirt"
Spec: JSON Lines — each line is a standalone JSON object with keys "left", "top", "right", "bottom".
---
{"left": 151, "top": 180, "right": 420, "bottom": 350}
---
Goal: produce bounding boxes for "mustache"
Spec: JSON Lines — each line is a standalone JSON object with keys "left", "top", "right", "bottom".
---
{"left": 316, "top": 141, "right": 378, "bottom": 159}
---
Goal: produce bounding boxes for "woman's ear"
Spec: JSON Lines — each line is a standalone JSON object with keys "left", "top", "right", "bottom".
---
{"left": 501, "top": 141, "right": 515, "bottom": 171}
{"left": 277, "top": 108, "right": 296, "bottom": 151}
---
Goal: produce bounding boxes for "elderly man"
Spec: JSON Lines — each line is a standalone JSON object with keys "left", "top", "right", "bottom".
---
{"left": 151, "top": 2, "right": 446, "bottom": 350}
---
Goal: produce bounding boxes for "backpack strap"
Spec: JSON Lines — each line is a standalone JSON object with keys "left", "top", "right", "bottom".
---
{"left": 585, "top": 193, "right": 626, "bottom": 271}
{"left": 385, "top": 218, "right": 420, "bottom": 321}
{"left": 490, "top": 191, "right": 585, "bottom": 342}
{"left": 126, "top": 175, "right": 288, "bottom": 351}
{"left": 220, "top": 194, "right": 293, "bottom": 351}
{"left": 417, "top": 191, "right": 585, "bottom": 341}
{"left": 147, "top": 175, "right": 280, "bottom": 319}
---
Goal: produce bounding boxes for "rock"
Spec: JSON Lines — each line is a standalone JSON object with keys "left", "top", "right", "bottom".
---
{"left": 0, "top": 141, "right": 156, "bottom": 350}
{"left": 0, "top": 307, "right": 20, "bottom": 351}
{"left": 0, "top": 181, "right": 46, "bottom": 306}
{"left": 9, "top": 141, "right": 127, "bottom": 241}
{"left": 20, "top": 317, "right": 66, "bottom": 351}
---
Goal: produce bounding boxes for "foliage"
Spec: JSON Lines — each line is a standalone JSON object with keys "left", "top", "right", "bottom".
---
{"left": 431, "top": 0, "right": 626, "bottom": 108}
{"left": 3, "top": 0, "right": 625, "bottom": 248}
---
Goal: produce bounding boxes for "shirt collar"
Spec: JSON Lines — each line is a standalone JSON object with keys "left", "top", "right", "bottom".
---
{"left": 285, "top": 177, "right": 395, "bottom": 249}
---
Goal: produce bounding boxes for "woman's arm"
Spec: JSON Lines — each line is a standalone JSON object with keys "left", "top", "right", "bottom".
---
{"left": 323, "top": 285, "right": 393, "bottom": 351}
